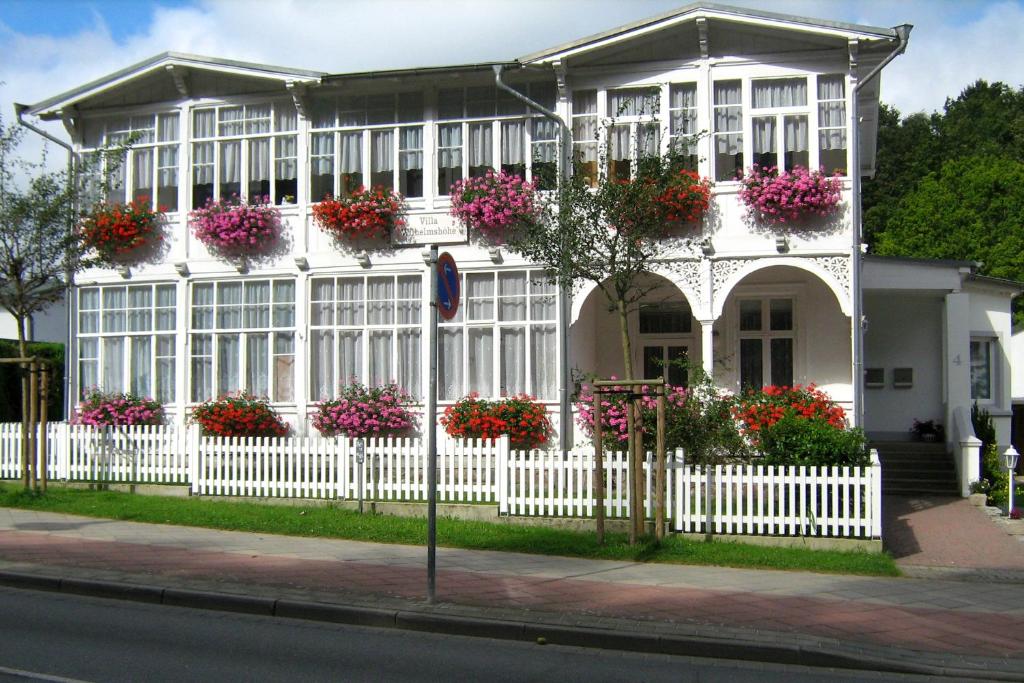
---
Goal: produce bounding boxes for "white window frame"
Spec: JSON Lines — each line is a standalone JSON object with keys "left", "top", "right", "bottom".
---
{"left": 734, "top": 292, "right": 800, "bottom": 390}
{"left": 970, "top": 336, "right": 998, "bottom": 404}
{"left": 749, "top": 76, "right": 812, "bottom": 173}
{"left": 603, "top": 86, "right": 662, "bottom": 182}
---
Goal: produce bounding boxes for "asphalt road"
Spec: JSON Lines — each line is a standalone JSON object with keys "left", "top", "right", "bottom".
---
{"left": 0, "top": 586, "right": 947, "bottom": 682}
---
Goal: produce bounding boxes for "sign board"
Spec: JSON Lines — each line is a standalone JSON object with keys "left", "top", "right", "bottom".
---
{"left": 436, "top": 252, "right": 460, "bottom": 320}
{"left": 392, "top": 212, "right": 468, "bottom": 246}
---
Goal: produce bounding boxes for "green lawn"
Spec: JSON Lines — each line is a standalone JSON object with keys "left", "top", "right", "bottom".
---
{"left": 0, "top": 483, "right": 898, "bottom": 576}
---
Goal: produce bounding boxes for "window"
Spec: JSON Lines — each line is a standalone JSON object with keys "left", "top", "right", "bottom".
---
{"left": 751, "top": 77, "right": 809, "bottom": 171}
{"left": 309, "top": 274, "right": 422, "bottom": 400}
{"left": 572, "top": 90, "right": 599, "bottom": 187}
{"left": 191, "top": 102, "right": 297, "bottom": 209}
{"left": 639, "top": 303, "right": 692, "bottom": 334}
{"left": 738, "top": 298, "right": 794, "bottom": 389}
{"left": 82, "top": 113, "right": 180, "bottom": 211}
{"left": 818, "top": 75, "right": 847, "bottom": 174}
{"left": 438, "top": 270, "right": 557, "bottom": 401}
{"left": 190, "top": 280, "right": 295, "bottom": 402}
{"left": 606, "top": 87, "right": 660, "bottom": 181}
{"left": 970, "top": 339, "right": 996, "bottom": 401}
{"left": 78, "top": 284, "right": 176, "bottom": 402}
{"left": 644, "top": 346, "right": 689, "bottom": 386}
{"left": 310, "top": 92, "right": 424, "bottom": 201}
{"left": 668, "top": 83, "right": 698, "bottom": 171}
{"left": 435, "top": 82, "right": 558, "bottom": 195}
{"left": 713, "top": 81, "right": 743, "bottom": 181}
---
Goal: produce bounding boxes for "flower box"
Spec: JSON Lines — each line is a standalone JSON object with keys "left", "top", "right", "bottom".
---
{"left": 311, "top": 382, "right": 417, "bottom": 438}
{"left": 441, "top": 393, "right": 550, "bottom": 450}
{"left": 738, "top": 165, "right": 842, "bottom": 224}
{"left": 80, "top": 197, "right": 164, "bottom": 266}
{"left": 189, "top": 196, "right": 283, "bottom": 259}
{"left": 449, "top": 170, "right": 539, "bottom": 242}
{"left": 72, "top": 390, "right": 165, "bottom": 427}
{"left": 312, "top": 187, "right": 405, "bottom": 243}
{"left": 191, "top": 393, "right": 289, "bottom": 438}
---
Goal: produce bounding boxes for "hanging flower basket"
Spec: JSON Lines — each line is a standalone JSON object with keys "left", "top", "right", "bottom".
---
{"left": 449, "top": 170, "right": 539, "bottom": 242}
{"left": 79, "top": 197, "right": 165, "bottom": 265}
{"left": 312, "top": 186, "right": 405, "bottom": 242}
{"left": 311, "top": 381, "right": 417, "bottom": 438}
{"left": 189, "top": 196, "right": 283, "bottom": 259}
{"left": 738, "top": 165, "right": 842, "bottom": 224}
{"left": 654, "top": 169, "right": 712, "bottom": 224}
{"left": 71, "top": 390, "right": 165, "bottom": 427}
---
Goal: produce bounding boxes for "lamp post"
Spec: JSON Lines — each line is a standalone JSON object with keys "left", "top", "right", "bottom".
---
{"left": 1004, "top": 446, "right": 1019, "bottom": 516}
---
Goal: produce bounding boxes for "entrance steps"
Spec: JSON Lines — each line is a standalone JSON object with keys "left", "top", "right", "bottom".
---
{"left": 872, "top": 441, "right": 959, "bottom": 496}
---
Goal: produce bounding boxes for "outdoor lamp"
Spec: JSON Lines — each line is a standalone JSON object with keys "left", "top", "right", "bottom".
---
{"left": 1004, "top": 447, "right": 1019, "bottom": 515}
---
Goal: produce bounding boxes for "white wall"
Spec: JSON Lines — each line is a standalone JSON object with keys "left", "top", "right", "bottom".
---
{"left": 0, "top": 299, "right": 67, "bottom": 345}
{"left": 967, "top": 288, "right": 1015, "bottom": 444}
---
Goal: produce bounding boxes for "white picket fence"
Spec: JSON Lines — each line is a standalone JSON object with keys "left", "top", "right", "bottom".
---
{"left": 0, "top": 422, "right": 882, "bottom": 539}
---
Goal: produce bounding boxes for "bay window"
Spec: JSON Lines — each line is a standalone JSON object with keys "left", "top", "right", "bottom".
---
{"left": 190, "top": 280, "right": 295, "bottom": 402}
{"left": 83, "top": 113, "right": 180, "bottom": 211}
{"left": 438, "top": 270, "right": 557, "bottom": 401}
{"left": 78, "top": 284, "right": 177, "bottom": 403}
{"left": 309, "top": 274, "right": 422, "bottom": 400}
{"left": 191, "top": 102, "right": 297, "bottom": 209}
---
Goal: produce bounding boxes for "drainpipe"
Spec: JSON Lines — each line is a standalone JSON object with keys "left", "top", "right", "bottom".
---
{"left": 850, "top": 25, "right": 911, "bottom": 429}
{"left": 14, "top": 103, "right": 78, "bottom": 421}
{"left": 493, "top": 65, "right": 573, "bottom": 453}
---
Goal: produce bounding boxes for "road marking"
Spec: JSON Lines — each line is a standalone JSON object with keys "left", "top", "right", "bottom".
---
{"left": 0, "top": 664, "right": 94, "bottom": 683}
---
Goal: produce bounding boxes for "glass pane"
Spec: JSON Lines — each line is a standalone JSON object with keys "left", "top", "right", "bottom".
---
{"left": 368, "top": 330, "right": 393, "bottom": 386}
{"left": 273, "top": 334, "right": 294, "bottom": 403}
{"left": 783, "top": 115, "right": 809, "bottom": 170}
{"left": 667, "top": 346, "right": 689, "bottom": 387}
{"left": 397, "top": 329, "right": 421, "bottom": 399}
{"left": 739, "top": 300, "right": 762, "bottom": 331}
{"left": 770, "top": 338, "right": 794, "bottom": 388}
{"left": 397, "top": 275, "right": 421, "bottom": 325}
{"left": 367, "top": 277, "right": 394, "bottom": 325}
{"left": 102, "top": 337, "right": 125, "bottom": 393}
{"left": 644, "top": 346, "right": 663, "bottom": 382}
{"left": 439, "top": 328, "right": 463, "bottom": 400}
{"left": 531, "top": 324, "right": 557, "bottom": 400}
{"left": 336, "top": 330, "right": 361, "bottom": 391}
{"left": 467, "top": 273, "right": 494, "bottom": 321}
{"left": 190, "top": 334, "right": 212, "bottom": 402}
{"left": 970, "top": 341, "right": 992, "bottom": 400}
{"left": 770, "top": 299, "right": 793, "bottom": 331}
{"left": 498, "top": 272, "right": 527, "bottom": 321}
{"left": 246, "top": 333, "right": 269, "bottom": 398}
{"left": 130, "top": 336, "right": 151, "bottom": 398}
{"left": 468, "top": 328, "right": 493, "bottom": 397}
{"left": 500, "top": 327, "right": 526, "bottom": 396}
{"left": 338, "top": 278, "right": 365, "bottom": 326}
{"left": 752, "top": 78, "right": 807, "bottom": 108}
{"left": 310, "top": 329, "right": 334, "bottom": 400}
{"left": 740, "top": 338, "right": 763, "bottom": 390}
{"left": 217, "top": 334, "right": 240, "bottom": 395}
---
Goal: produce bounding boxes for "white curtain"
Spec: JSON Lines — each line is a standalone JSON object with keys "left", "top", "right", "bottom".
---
{"left": 191, "top": 334, "right": 213, "bottom": 402}
{"left": 369, "top": 330, "right": 392, "bottom": 386}
{"left": 246, "top": 333, "right": 269, "bottom": 398}
{"left": 571, "top": 114, "right": 597, "bottom": 142}
{"left": 218, "top": 107, "right": 244, "bottom": 136}
{"left": 156, "top": 335, "right": 174, "bottom": 404}
{"left": 102, "top": 288, "right": 125, "bottom": 333}
{"left": 818, "top": 76, "right": 847, "bottom": 151}
{"left": 498, "top": 272, "right": 526, "bottom": 321}
{"left": 338, "top": 279, "right": 364, "bottom": 326}
{"left": 156, "top": 286, "right": 176, "bottom": 330}
{"left": 532, "top": 119, "right": 557, "bottom": 161}
{"left": 102, "top": 337, "right": 124, "bottom": 392}
{"left": 310, "top": 279, "right": 334, "bottom": 326}
{"left": 499, "top": 327, "right": 525, "bottom": 396}
{"left": 158, "top": 113, "right": 178, "bottom": 142}
{"left": 501, "top": 121, "right": 525, "bottom": 166}
{"left": 468, "top": 328, "right": 493, "bottom": 397}
{"left": 311, "top": 134, "right": 335, "bottom": 175}
{"left": 531, "top": 325, "right": 557, "bottom": 400}
{"left": 158, "top": 147, "right": 178, "bottom": 191}
{"left": 609, "top": 126, "right": 631, "bottom": 162}
{"left": 752, "top": 79, "right": 807, "bottom": 108}
{"left": 714, "top": 81, "right": 742, "bottom": 131}
{"left": 368, "top": 277, "right": 394, "bottom": 325}
{"left": 438, "top": 328, "right": 463, "bottom": 400}
{"left": 275, "top": 105, "right": 297, "bottom": 132}
{"left": 193, "top": 110, "right": 215, "bottom": 138}
{"left": 397, "top": 276, "right": 421, "bottom": 324}
{"left": 131, "top": 337, "right": 151, "bottom": 398}
{"left": 273, "top": 281, "right": 295, "bottom": 327}
{"left": 752, "top": 117, "right": 776, "bottom": 155}
{"left": 275, "top": 136, "right": 298, "bottom": 181}
{"left": 399, "top": 128, "right": 423, "bottom": 171}
{"left": 218, "top": 283, "right": 242, "bottom": 329}
{"left": 217, "top": 334, "right": 240, "bottom": 394}
{"left": 127, "top": 287, "right": 151, "bottom": 332}
{"left": 530, "top": 275, "right": 557, "bottom": 320}
{"left": 573, "top": 90, "right": 597, "bottom": 115}
{"left": 273, "top": 333, "right": 294, "bottom": 403}
{"left": 466, "top": 274, "right": 494, "bottom": 321}
{"left": 438, "top": 125, "right": 462, "bottom": 169}
{"left": 192, "top": 143, "right": 214, "bottom": 185}
{"left": 79, "top": 339, "right": 98, "bottom": 394}
{"left": 221, "top": 141, "right": 241, "bottom": 186}
{"left": 250, "top": 139, "right": 270, "bottom": 183}
{"left": 784, "top": 115, "right": 809, "bottom": 154}
{"left": 337, "top": 331, "right": 362, "bottom": 389}
{"left": 371, "top": 130, "right": 394, "bottom": 173}
{"left": 468, "top": 123, "right": 492, "bottom": 168}
{"left": 397, "top": 329, "right": 421, "bottom": 398}
{"left": 244, "top": 281, "right": 270, "bottom": 328}
{"left": 133, "top": 149, "right": 153, "bottom": 196}
{"left": 671, "top": 83, "right": 697, "bottom": 111}
{"left": 310, "top": 330, "right": 334, "bottom": 400}
{"left": 608, "top": 89, "right": 658, "bottom": 117}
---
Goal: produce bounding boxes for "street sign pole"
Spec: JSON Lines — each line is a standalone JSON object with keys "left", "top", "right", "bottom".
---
{"left": 426, "top": 244, "right": 438, "bottom": 604}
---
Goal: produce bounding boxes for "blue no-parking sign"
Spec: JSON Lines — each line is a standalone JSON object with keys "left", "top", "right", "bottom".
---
{"left": 436, "top": 252, "right": 460, "bottom": 320}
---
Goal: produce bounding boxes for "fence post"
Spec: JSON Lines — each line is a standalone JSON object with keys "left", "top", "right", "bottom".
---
{"left": 188, "top": 424, "right": 200, "bottom": 494}
{"left": 870, "top": 448, "right": 882, "bottom": 539}
{"left": 497, "top": 435, "right": 510, "bottom": 515}
{"left": 58, "top": 422, "right": 70, "bottom": 481}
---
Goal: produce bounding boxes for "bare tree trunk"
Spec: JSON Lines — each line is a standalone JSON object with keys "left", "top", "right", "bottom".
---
{"left": 615, "top": 298, "right": 640, "bottom": 544}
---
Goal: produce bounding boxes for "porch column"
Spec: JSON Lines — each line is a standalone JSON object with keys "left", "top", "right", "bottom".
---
{"left": 944, "top": 291, "right": 971, "bottom": 441}
{"left": 699, "top": 319, "right": 715, "bottom": 380}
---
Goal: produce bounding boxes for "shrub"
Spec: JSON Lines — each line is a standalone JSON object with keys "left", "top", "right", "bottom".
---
{"left": 441, "top": 393, "right": 550, "bottom": 450}
{"left": 71, "top": 390, "right": 164, "bottom": 427}
{"left": 449, "top": 170, "right": 538, "bottom": 241}
{"left": 191, "top": 393, "right": 289, "bottom": 438}
{"left": 311, "top": 382, "right": 417, "bottom": 438}
{"left": 738, "top": 165, "right": 842, "bottom": 223}
{"left": 755, "top": 414, "right": 869, "bottom": 467}
{"left": 79, "top": 196, "right": 164, "bottom": 265}
{"left": 189, "top": 196, "right": 282, "bottom": 258}
{"left": 733, "top": 384, "right": 846, "bottom": 434}
{"left": 312, "top": 187, "right": 405, "bottom": 242}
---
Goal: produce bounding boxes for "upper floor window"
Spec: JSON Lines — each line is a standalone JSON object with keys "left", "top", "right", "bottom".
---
{"left": 713, "top": 80, "right": 743, "bottom": 181}
{"left": 751, "top": 77, "right": 809, "bottom": 172}
{"left": 817, "top": 75, "right": 848, "bottom": 175}
{"left": 572, "top": 90, "right": 599, "bottom": 187}
{"left": 310, "top": 92, "right": 425, "bottom": 201}
{"left": 606, "top": 87, "right": 660, "bottom": 181}
{"left": 83, "top": 113, "right": 180, "bottom": 211}
{"left": 669, "top": 83, "right": 698, "bottom": 171}
{"left": 191, "top": 102, "right": 297, "bottom": 209}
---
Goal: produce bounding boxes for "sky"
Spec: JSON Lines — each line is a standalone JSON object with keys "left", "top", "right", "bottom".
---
{"left": 2, "top": 0, "right": 1023, "bottom": 160}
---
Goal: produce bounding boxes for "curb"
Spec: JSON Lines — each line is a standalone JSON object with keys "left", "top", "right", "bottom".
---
{"left": 0, "top": 569, "right": 1021, "bottom": 681}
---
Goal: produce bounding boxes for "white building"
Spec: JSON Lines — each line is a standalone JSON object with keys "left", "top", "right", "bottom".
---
{"left": 20, "top": 3, "right": 1020, "bottom": 492}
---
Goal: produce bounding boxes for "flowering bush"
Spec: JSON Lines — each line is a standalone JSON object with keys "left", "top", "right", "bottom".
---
{"left": 72, "top": 390, "right": 165, "bottom": 427}
{"left": 449, "top": 170, "right": 539, "bottom": 241}
{"left": 738, "top": 165, "right": 842, "bottom": 223}
{"left": 79, "top": 197, "right": 164, "bottom": 265}
{"left": 441, "top": 393, "right": 550, "bottom": 450}
{"left": 654, "top": 169, "right": 712, "bottom": 223}
{"left": 733, "top": 384, "right": 847, "bottom": 435}
{"left": 191, "top": 393, "right": 289, "bottom": 438}
{"left": 575, "top": 382, "right": 688, "bottom": 450}
{"left": 189, "top": 196, "right": 282, "bottom": 258}
{"left": 313, "top": 187, "right": 405, "bottom": 242}
{"left": 311, "top": 382, "right": 417, "bottom": 438}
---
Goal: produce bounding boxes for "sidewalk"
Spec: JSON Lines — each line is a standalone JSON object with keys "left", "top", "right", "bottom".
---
{"left": 0, "top": 508, "right": 1022, "bottom": 680}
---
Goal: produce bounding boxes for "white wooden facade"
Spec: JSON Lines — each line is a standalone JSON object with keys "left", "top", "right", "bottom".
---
{"left": 21, "top": 3, "right": 1019, "bottom": 467}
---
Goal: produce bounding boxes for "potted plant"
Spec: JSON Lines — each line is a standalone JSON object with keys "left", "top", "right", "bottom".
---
{"left": 911, "top": 419, "right": 944, "bottom": 443}
{"left": 311, "top": 381, "right": 417, "bottom": 438}
{"left": 449, "top": 170, "right": 539, "bottom": 242}
{"left": 79, "top": 196, "right": 165, "bottom": 266}
{"left": 72, "top": 389, "right": 165, "bottom": 427}
{"left": 189, "top": 195, "right": 283, "bottom": 260}
{"left": 191, "top": 392, "right": 289, "bottom": 438}
{"left": 312, "top": 186, "right": 405, "bottom": 243}
{"left": 441, "top": 393, "right": 551, "bottom": 450}
{"left": 738, "top": 165, "right": 842, "bottom": 224}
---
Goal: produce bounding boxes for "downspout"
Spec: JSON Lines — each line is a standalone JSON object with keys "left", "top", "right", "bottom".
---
{"left": 493, "top": 65, "right": 573, "bottom": 453}
{"left": 14, "top": 103, "right": 78, "bottom": 421}
{"left": 850, "top": 24, "right": 911, "bottom": 429}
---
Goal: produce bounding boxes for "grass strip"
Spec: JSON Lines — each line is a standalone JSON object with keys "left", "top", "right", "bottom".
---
{"left": 0, "top": 483, "right": 898, "bottom": 576}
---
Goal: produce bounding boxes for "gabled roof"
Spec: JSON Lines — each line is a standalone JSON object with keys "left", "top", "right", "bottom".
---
{"left": 26, "top": 52, "right": 324, "bottom": 119}
{"left": 519, "top": 2, "right": 900, "bottom": 64}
